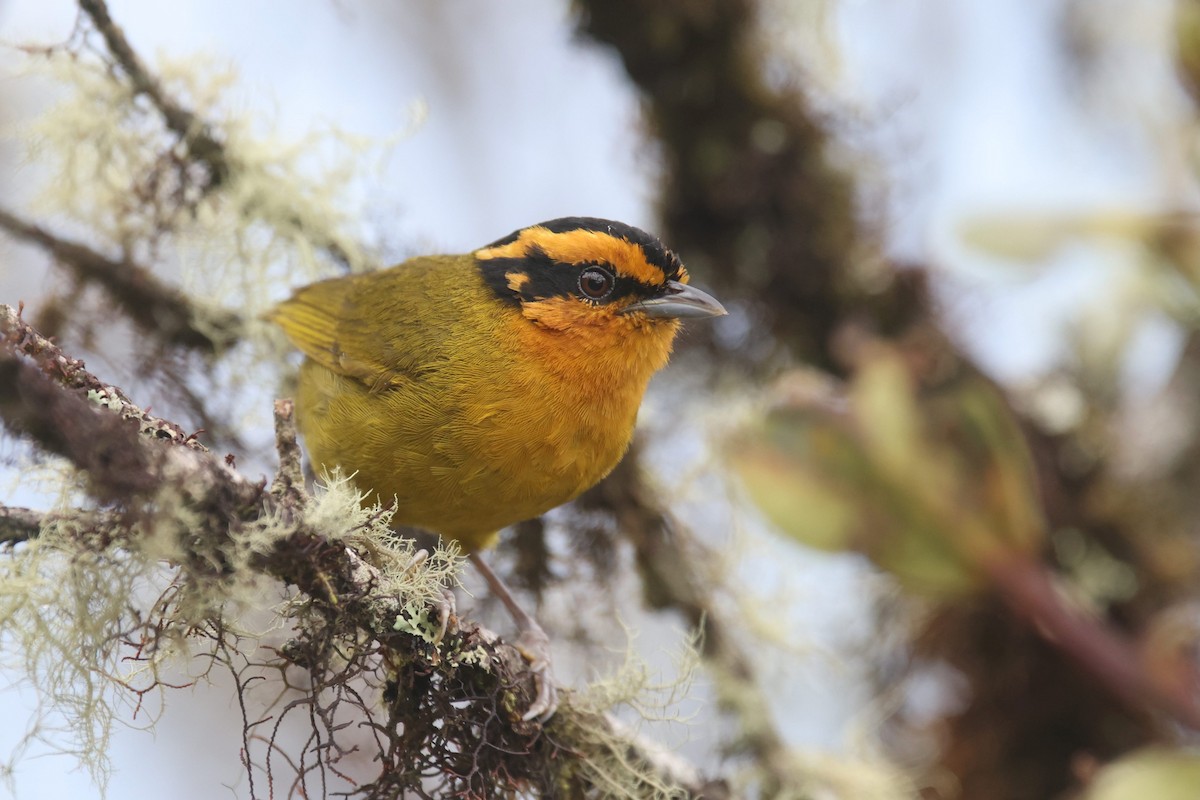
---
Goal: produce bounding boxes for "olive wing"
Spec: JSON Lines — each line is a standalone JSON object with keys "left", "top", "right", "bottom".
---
{"left": 270, "top": 256, "right": 463, "bottom": 392}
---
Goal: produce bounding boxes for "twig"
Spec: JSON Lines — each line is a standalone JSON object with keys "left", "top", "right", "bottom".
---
{"left": 269, "top": 398, "right": 305, "bottom": 509}
{"left": 988, "top": 557, "right": 1200, "bottom": 731}
{"left": 0, "top": 210, "right": 241, "bottom": 353}
{"left": 77, "top": 0, "right": 229, "bottom": 189}
{"left": 74, "top": 0, "right": 356, "bottom": 272}
{"left": 603, "top": 711, "right": 730, "bottom": 798}
{"left": 0, "top": 505, "right": 42, "bottom": 546}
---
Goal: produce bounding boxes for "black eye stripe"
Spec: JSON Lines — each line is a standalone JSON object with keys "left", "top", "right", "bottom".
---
{"left": 479, "top": 248, "right": 658, "bottom": 308}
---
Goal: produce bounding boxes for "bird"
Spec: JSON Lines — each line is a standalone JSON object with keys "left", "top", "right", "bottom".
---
{"left": 270, "top": 216, "right": 725, "bottom": 721}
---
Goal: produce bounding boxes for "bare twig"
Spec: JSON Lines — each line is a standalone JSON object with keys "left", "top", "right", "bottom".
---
{"left": 77, "top": 0, "right": 229, "bottom": 189}
{"left": 988, "top": 558, "right": 1200, "bottom": 731}
{"left": 0, "top": 211, "right": 241, "bottom": 353}
{"left": 0, "top": 504, "right": 42, "bottom": 546}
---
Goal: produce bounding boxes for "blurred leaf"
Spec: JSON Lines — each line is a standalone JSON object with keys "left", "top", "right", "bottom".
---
{"left": 959, "top": 209, "right": 1160, "bottom": 262}
{"left": 852, "top": 346, "right": 922, "bottom": 476}
{"left": 1176, "top": 0, "right": 1200, "bottom": 106}
{"left": 731, "top": 344, "right": 1046, "bottom": 598}
{"left": 733, "top": 436, "right": 856, "bottom": 552}
{"left": 1085, "top": 748, "right": 1200, "bottom": 800}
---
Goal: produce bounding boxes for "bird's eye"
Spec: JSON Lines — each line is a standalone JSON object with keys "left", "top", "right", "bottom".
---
{"left": 578, "top": 266, "right": 615, "bottom": 301}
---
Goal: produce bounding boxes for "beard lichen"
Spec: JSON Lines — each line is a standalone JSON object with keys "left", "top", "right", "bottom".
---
{"left": 0, "top": 467, "right": 468, "bottom": 798}
{"left": 0, "top": 511, "right": 191, "bottom": 794}
{"left": 0, "top": 453, "right": 715, "bottom": 797}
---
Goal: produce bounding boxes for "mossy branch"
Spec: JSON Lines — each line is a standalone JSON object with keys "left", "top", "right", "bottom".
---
{"left": 0, "top": 211, "right": 242, "bottom": 353}
{"left": 0, "top": 304, "right": 730, "bottom": 797}
{"left": 76, "top": 0, "right": 357, "bottom": 271}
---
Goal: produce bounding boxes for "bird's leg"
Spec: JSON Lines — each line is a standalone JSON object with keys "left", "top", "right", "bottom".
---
{"left": 434, "top": 587, "right": 457, "bottom": 643}
{"left": 468, "top": 551, "right": 558, "bottom": 722}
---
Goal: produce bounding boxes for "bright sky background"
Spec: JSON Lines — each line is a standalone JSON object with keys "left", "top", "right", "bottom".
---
{"left": 0, "top": 1, "right": 1193, "bottom": 797}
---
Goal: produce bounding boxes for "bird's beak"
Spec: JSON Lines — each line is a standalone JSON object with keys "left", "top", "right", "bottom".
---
{"left": 623, "top": 281, "right": 727, "bottom": 319}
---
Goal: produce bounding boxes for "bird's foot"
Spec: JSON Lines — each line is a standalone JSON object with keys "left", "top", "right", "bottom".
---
{"left": 513, "top": 621, "right": 557, "bottom": 722}
{"left": 431, "top": 587, "right": 457, "bottom": 644}
{"left": 468, "top": 551, "right": 559, "bottom": 722}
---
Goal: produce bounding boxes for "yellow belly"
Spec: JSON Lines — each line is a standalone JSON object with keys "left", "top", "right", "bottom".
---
{"left": 295, "top": 356, "right": 638, "bottom": 552}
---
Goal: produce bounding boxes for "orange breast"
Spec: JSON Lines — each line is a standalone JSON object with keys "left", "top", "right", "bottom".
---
{"left": 295, "top": 296, "right": 679, "bottom": 552}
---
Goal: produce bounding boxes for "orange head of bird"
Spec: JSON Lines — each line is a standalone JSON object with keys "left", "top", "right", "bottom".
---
{"left": 474, "top": 217, "right": 726, "bottom": 347}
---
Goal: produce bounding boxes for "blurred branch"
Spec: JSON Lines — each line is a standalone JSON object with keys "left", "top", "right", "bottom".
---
{"left": 583, "top": 449, "right": 797, "bottom": 795}
{"left": 582, "top": 3, "right": 1200, "bottom": 795}
{"left": 76, "top": 0, "right": 356, "bottom": 271}
{"left": 0, "top": 303, "right": 211, "bottom": 451}
{"left": 0, "top": 210, "right": 241, "bottom": 353}
{"left": 0, "top": 304, "right": 729, "bottom": 798}
{"left": 577, "top": 0, "right": 928, "bottom": 365}
{"left": 989, "top": 558, "right": 1200, "bottom": 731}
{"left": 77, "top": 0, "right": 229, "bottom": 189}
{"left": 0, "top": 505, "right": 41, "bottom": 546}
{"left": 0, "top": 504, "right": 135, "bottom": 552}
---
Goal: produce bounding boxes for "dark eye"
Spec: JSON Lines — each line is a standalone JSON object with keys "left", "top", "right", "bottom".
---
{"left": 578, "top": 266, "right": 615, "bottom": 301}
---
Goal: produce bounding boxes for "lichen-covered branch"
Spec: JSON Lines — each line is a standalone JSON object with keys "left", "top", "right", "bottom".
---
{"left": 0, "top": 505, "right": 131, "bottom": 549}
{"left": 0, "top": 304, "right": 729, "bottom": 797}
{"left": 0, "top": 210, "right": 241, "bottom": 353}
{"left": 0, "top": 303, "right": 213, "bottom": 451}
{"left": 75, "top": 0, "right": 357, "bottom": 271}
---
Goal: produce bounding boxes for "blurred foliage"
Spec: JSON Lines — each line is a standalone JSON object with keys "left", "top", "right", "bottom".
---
{"left": 1176, "top": 0, "right": 1200, "bottom": 104}
{"left": 1083, "top": 747, "right": 1200, "bottom": 800}
{"left": 732, "top": 339, "right": 1044, "bottom": 597}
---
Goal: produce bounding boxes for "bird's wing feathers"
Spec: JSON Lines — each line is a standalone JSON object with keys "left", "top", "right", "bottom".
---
{"left": 271, "top": 259, "right": 458, "bottom": 392}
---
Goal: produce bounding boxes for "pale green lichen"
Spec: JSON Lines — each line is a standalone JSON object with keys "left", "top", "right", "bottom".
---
{"left": 546, "top": 632, "right": 703, "bottom": 800}
{"left": 0, "top": 513, "right": 182, "bottom": 795}
{"left": 452, "top": 644, "right": 492, "bottom": 669}
{"left": 0, "top": 465, "right": 466, "bottom": 798}
{"left": 8, "top": 44, "right": 424, "bottom": 453}
{"left": 84, "top": 388, "right": 122, "bottom": 412}
{"left": 307, "top": 471, "right": 463, "bottom": 608}
{"left": 392, "top": 600, "right": 441, "bottom": 644}
{"left": 11, "top": 49, "right": 418, "bottom": 302}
